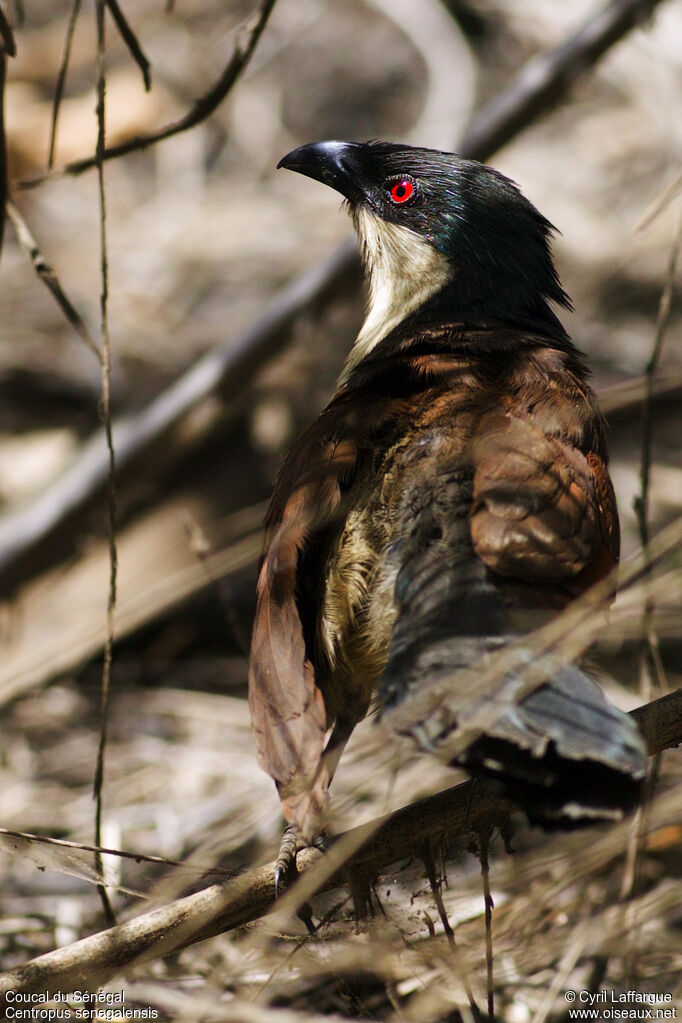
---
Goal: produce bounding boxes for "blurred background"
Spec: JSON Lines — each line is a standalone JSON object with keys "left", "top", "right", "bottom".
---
{"left": 0, "top": 0, "right": 681, "bottom": 1017}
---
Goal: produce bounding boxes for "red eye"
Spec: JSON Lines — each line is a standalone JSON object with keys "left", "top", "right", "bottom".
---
{"left": 389, "top": 179, "right": 415, "bottom": 204}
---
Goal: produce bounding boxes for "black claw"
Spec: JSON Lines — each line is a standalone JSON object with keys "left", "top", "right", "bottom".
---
{"left": 313, "top": 831, "right": 329, "bottom": 853}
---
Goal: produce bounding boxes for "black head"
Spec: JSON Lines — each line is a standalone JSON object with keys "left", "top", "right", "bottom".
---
{"left": 278, "top": 140, "right": 571, "bottom": 338}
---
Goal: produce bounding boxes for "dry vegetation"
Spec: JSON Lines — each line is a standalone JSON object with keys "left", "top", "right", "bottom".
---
{"left": 0, "top": 0, "right": 681, "bottom": 1019}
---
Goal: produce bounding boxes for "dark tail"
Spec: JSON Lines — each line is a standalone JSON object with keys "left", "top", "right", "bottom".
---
{"left": 378, "top": 542, "right": 647, "bottom": 825}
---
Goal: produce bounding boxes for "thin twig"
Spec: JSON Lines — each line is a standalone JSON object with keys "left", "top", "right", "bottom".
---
{"left": 48, "top": 0, "right": 82, "bottom": 169}
{"left": 17, "top": 0, "right": 278, "bottom": 188}
{"left": 0, "top": 3, "right": 16, "bottom": 257}
{"left": 104, "top": 0, "right": 151, "bottom": 90}
{"left": 0, "top": 827, "right": 236, "bottom": 877}
{"left": 635, "top": 212, "right": 682, "bottom": 553}
{"left": 5, "top": 200, "right": 103, "bottom": 362}
{"left": 420, "top": 838, "right": 480, "bottom": 1019}
{"left": 0, "top": 0, "right": 670, "bottom": 590}
{"left": 93, "top": 0, "right": 117, "bottom": 929}
{"left": 634, "top": 211, "right": 681, "bottom": 714}
{"left": 0, "top": 687, "right": 679, "bottom": 1001}
{"left": 420, "top": 840, "right": 455, "bottom": 945}
{"left": 478, "top": 830, "right": 495, "bottom": 1022}
{"left": 619, "top": 209, "right": 681, "bottom": 985}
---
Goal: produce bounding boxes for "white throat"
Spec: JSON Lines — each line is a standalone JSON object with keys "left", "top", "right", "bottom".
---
{"left": 339, "top": 207, "right": 452, "bottom": 383}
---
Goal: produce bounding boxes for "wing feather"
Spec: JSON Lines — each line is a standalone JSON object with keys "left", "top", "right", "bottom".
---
{"left": 470, "top": 411, "right": 617, "bottom": 589}
{"left": 248, "top": 437, "right": 357, "bottom": 840}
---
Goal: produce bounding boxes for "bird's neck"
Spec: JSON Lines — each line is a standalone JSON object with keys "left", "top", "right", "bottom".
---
{"left": 342, "top": 208, "right": 570, "bottom": 385}
{"left": 341, "top": 210, "right": 453, "bottom": 384}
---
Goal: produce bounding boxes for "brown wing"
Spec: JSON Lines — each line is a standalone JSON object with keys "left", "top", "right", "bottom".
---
{"left": 470, "top": 405, "right": 619, "bottom": 596}
{"left": 248, "top": 433, "right": 357, "bottom": 841}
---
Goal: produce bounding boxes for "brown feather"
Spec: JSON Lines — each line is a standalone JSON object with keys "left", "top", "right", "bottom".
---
{"left": 250, "top": 324, "right": 627, "bottom": 839}
{"left": 248, "top": 439, "right": 357, "bottom": 840}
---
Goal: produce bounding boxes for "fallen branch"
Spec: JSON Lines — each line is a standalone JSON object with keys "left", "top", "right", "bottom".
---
{"left": 0, "top": 0, "right": 670, "bottom": 591}
{"left": 0, "top": 687, "right": 679, "bottom": 1001}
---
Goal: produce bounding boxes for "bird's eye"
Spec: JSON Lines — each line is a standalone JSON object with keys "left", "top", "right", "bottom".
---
{"left": 387, "top": 178, "right": 416, "bottom": 204}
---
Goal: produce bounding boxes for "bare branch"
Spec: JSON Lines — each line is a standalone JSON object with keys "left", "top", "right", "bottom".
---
{"left": 459, "top": 0, "right": 667, "bottom": 164}
{"left": 105, "top": 0, "right": 151, "bottom": 91}
{"left": 0, "top": 827, "right": 233, "bottom": 877}
{"left": 92, "top": 0, "right": 117, "bottom": 929}
{"left": 17, "top": 0, "right": 278, "bottom": 189}
{"left": 0, "top": 687, "right": 679, "bottom": 1001}
{"left": 48, "top": 0, "right": 82, "bottom": 169}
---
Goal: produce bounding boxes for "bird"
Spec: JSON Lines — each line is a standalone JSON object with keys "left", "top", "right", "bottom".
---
{"left": 248, "top": 140, "right": 647, "bottom": 877}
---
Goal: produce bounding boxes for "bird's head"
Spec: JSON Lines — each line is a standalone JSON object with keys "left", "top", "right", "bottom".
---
{"left": 278, "top": 140, "right": 571, "bottom": 376}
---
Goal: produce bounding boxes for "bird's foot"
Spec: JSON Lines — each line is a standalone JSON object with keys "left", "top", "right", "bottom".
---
{"left": 274, "top": 825, "right": 298, "bottom": 897}
{"left": 274, "top": 826, "right": 329, "bottom": 897}
{"left": 274, "top": 825, "right": 330, "bottom": 935}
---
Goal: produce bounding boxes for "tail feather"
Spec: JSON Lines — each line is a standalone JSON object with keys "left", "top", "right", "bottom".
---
{"left": 460, "top": 665, "right": 647, "bottom": 825}
{"left": 379, "top": 547, "right": 647, "bottom": 825}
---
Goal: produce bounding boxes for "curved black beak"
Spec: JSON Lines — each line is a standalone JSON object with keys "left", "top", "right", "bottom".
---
{"left": 277, "top": 141, "right": 365, "bottom": 203}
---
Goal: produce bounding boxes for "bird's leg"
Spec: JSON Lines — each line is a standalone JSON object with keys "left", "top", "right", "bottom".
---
{"left": 319, "top": 716, "right": 355, "bottom": 789}
{"left": 274, "top": 718, "right": 355, "bottom": 896}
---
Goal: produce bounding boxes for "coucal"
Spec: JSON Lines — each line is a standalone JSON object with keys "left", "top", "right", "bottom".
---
{"left": 248, "top": 141, "right": 647, "bottom": 871}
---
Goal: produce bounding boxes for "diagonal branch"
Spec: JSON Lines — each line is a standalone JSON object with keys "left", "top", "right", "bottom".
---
{"left": 459, "top": 0, "right": 666, "bottom": 163}
{"left": 48, "top": 0, "right": 82, "bottom": 169}
{"left": 0, "top": 687, "right": 679, "bottom": 1001}
{"left": 6, "top": 200, "right": 103, "bottom": 362}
